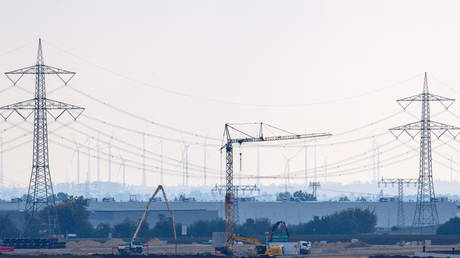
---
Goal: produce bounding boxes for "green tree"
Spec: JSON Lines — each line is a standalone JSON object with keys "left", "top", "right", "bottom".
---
{"left": 151, "top": 214, "right": 177, "bottom": 238}
{"left": 339, "top": 196, "right": 350, "bottom": 202}
{"left": 437, "top": 217, "right": 460, "bottom": 234}
{"left": 292, "top": 208, "right": 376, "bottom": 234}
{"left": 237, "top": 218, "right": 271, "bottom": 237}
{"left": 114, "top": 218, "right": 138, "bottom": 238}
{"left": 56, "top": 192, "right": 70, "bottom": 202}
{"left": 293, "top": 190, "right": 316, "bottom": 201}
{"left": 94, "top": 223, "right": 112, "bottom": 238}
{"left": 0, "top": 215, "right": 20, "bottom": 238}
{"left": 188, "top": 218, "right": 225, "bottom": 237}
{"left": 39, "top": 196, "right": 94, "bottom": 237}
{"left": 23, "top": 212, "right": 44, "bottom": 237}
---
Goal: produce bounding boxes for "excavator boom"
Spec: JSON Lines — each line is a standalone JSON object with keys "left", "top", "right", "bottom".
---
{"left": 131, "top": 185, "right": 177, "bottom": 245}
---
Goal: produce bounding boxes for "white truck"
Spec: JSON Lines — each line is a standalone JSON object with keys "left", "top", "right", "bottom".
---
{"left": 268, "top": 241, "right": 312, "bottom": 255}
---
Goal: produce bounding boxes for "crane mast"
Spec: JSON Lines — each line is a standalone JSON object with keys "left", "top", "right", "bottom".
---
{"left": 222, "top": 123, "right": 331, "bottom": 237}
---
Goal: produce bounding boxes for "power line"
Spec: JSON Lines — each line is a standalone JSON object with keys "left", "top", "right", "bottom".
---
{"left": 67, "top": 86, "right": 220, "bottom": 141}
{"left": 43, "top": 41, "right": 426, "bottom": 108}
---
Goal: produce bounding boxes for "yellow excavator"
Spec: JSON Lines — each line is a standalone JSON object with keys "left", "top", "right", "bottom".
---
{"left": 216, "top": 234, "right": 282, "bottom": 257}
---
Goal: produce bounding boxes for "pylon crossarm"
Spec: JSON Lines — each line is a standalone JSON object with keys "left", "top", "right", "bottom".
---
{"left": 5, "top": 64, "right": 74, "bottom": 75}
{"left": 44, "top": 98, "right": 84, "bottom": 110}
{"left": 390, "top": 121, "right": 460, "bottom": 139}
{"left": 5, "top": 65, "right": 37, "bottom": 75}
{"left": 397, "top": 93, "right": 455, "bottom": 110}
{"left": 5, "top": 64, "right": 75, "bottom": 86}
{"left": 429, "top": 121, "right": 460, "bottom": 131}
{"left": 0, "top": 98, "right": 84, "bottom": 121}
{"left": 390, "top": 121, "right": 421, "bottom": 139}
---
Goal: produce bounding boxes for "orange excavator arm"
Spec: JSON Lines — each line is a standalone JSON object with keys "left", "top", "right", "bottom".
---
{"left": 131, "top": 185, "right": 177, "bottom": 245}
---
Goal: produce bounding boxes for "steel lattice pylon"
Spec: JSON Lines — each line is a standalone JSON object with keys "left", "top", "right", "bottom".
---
{"left": 211, "top": 184, "right": 259, "bottom": 225}
{"left": 0, "top": 39, "right": 84, "bottom": 234}
{"left": 379, "top": 178, "right": 417, "bottom": 227}
{"left": 390, "top": 73, "right": 460, "bottom": 228}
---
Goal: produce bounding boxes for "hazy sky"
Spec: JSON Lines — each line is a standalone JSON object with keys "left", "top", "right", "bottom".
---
{"left": 1, "top": 0, "right": 460, "bottom": 195}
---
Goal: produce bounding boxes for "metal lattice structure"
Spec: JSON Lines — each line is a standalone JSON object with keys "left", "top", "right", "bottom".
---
{"left": 390, "top": 73, "right": 460, "bottom": 227}
{"left": 211, "top": 184, "right": 259, "bottom": 224}
{"left": 309, "top": 181, "right": 320, "bottom": 200}
{"left": 0, "top": 39, "right": 84, "bottom": 234}
{"left": 379, "top": 178, "right": 417, "bottom": 227}
{"left": 221, "top": 122, "right": 330, "bottom": 237}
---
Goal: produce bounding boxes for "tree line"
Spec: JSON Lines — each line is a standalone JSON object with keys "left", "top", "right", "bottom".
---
{"left": 0, "top": 195, "right": 379, "bottom": 238}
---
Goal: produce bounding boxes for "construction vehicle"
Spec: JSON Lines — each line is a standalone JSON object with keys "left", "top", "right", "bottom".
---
{"left": 268, "top": 221, "right": 289, "bottom": 243}
{"left": 116, "top": 185, "right": 176, "bottom": 255}
{"left": 216, "top": 234, "right": 282, "bottom": 256}
{"left": 266, "top": 221, "right": 312, "bottom": 255}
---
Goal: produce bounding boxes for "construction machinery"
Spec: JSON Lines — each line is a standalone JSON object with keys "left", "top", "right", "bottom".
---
{"left": 266, "top": 221, "right": 312, "bottom": 255}
{"left": 268, "top": 221, "right": 289, "bottom": 243}
{"left": 222, "top": 123, "right": 331, "bottom": 238}
{"left": 117, "top": 185, "right": 176, "bottom": 254}
{"left": 216, "top": 234, "right": 282, "bottom": 256}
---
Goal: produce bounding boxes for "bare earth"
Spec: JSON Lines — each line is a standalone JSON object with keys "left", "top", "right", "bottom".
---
{"left": 3, "top": 242, "right": 458, "bottom": 257}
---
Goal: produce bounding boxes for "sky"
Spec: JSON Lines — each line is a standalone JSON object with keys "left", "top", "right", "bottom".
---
{"left": 1, "top": 0, "right": 460, "bottom": 197}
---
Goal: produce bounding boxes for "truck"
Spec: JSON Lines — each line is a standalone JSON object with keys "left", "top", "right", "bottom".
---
{"left": 267, "top": 221, "right": 311, "bottom": 255}
{"left": 268, "top": 241, "right": 312, "bottom": 255}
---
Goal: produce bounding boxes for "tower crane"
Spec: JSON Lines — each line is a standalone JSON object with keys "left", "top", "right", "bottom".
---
{"left": 221, "top": 123, "right": 331, "bottom": 237}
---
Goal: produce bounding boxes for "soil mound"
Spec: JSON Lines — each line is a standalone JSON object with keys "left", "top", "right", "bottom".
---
{"left": 147, "top": 238, "right": 165, "bottom": 246}
{"left": 78, "top": 240, "right": 102, "bottom": 248}
{"left": 102, "top": 238, "right": 125, "bottom": 247}
{"left": 65, "top": 241, "right": 79, "bottom": 248}
{"left": 346, "top": 240, "right": 370, "bottom": 248}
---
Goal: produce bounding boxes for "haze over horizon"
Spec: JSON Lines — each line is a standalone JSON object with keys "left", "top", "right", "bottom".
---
{"left": 1, "top": 0, "right": 460, "bottom": 195}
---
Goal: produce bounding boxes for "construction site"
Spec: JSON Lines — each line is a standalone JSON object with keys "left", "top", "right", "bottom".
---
{"left": 3, "top": 1, "right": 460, "bottom": 257}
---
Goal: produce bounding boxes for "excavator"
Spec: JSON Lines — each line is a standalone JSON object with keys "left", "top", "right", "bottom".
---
{"left": 216, "top": 234, "right": 282, "bottom": 257}
{"left": 268, "top": 221, "right": 289, "bottom": 242}
{"left": 116, "top": 185, "right": 176, "bottom": 255}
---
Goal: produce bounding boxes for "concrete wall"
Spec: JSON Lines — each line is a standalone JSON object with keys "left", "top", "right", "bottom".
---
{"left": 0, "top": 201, "right": 456, "bottom": 228}
{"left": 89, "top": 209, "right": 218, "bottom": 226}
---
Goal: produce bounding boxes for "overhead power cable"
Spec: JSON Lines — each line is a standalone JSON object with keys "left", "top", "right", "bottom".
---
{"left": 68, "top": 86, "right": 220, "bottom": 141}
{"left": 48, "top": 138, "right": 219, "bottom": 180}
{"left": 80, "top": 114, "right": 220, "bottom": 147}
{"left": 44, "top": 40, "right": 425, "bottom": 107}
{"left": 59, "top": 121, "right": 221, "bottom": 174}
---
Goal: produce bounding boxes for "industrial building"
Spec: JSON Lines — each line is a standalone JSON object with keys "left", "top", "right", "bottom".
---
{"left": 0, "top": 200, "right": 456, "bottom": 229}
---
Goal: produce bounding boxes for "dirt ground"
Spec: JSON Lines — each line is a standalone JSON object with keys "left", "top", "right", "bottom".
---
{"left": 1, "top": 242, "right": 457, "bottom": 257}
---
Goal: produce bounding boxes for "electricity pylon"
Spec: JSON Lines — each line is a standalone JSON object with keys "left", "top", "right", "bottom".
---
{"left": 379, "top": 178, "right": 417, "bottom": 227}
{"left": 0, "top": 39, "right": 84, "bottom": 234}
{"left": 211, "top": 184, "right": 259, "bottom": 225}
{"left": 389, "top": 73, "right": 460, "bottom": 227}
{"left": 309, "top": 181, "right": 320, "bottom": 200}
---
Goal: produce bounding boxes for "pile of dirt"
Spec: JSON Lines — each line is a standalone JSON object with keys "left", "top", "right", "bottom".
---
{"left": 147, "top": 238, "right": 165, "bottom": 246}
{"left": 65, "top": 241, "right": 79, "bottom": 248}
{"left": 346, "top": 240, "right": 370, "bottom": 248}
{"left": 102, "top": 238, "right": 125, "bottom": 247}
{"left": 77, "top": 240, "right": 102, "bottom": 248}
{"left": 313, "top": 241, "right": 349, "bottom": 248}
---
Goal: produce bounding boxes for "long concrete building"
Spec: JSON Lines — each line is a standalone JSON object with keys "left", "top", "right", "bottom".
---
{"left": 0, "top": 200, "right": 457, "bottom": 228}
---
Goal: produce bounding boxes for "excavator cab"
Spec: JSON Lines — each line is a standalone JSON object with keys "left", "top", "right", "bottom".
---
{"left": 218, "top": 234, "right": 283, "bottom": 257}
{"left": 255, "top": 245, "right": 267, "bottom": 254}
{"left": 265, "top": 246, "right": 283, "bottom": 256}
